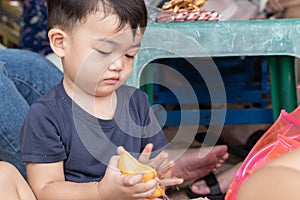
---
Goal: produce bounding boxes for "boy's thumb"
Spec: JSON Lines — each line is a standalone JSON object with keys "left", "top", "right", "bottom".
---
{"left": 107, "top": 155, "right": 121, "bottom": 172}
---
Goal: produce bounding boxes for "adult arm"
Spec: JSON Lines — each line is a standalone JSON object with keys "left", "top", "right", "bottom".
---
{"left": 265, "top": 0, "right": 300, "bottom": 13}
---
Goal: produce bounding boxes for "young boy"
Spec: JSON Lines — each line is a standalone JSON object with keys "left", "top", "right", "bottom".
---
{"left": 5, "top": 0, "right": 228, "bottom": 199}
{"left": 18, "top": 0, "right": 183, "bottom": 199}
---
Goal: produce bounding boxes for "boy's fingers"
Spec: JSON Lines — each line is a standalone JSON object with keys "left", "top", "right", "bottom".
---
{"left": 123, "top": 173, "right": 144, "bottom": 186}
{"left": 160, "top": 177, "right": 184, "bottom": 188}
{"left": 139, "top": 143, "right": 153, "bottom": 164}
{"left": 107, "top": 155, "right": 120, "bottom": 172}
{"left": 133, "top": 187, "right": 157, "bottom": 199}
{"left": 131, "top": 179, "right": 158, "bottom": 198}
{"left": 109, "top": 155, "right": 119, "bottom": 164}
{"left": 117, "top": 146, "right": 126, "bottom": 155}
{"left": 150, "top": 151, "right": 169, "bottom": 170}
{"left": 157, "top": 160, "right": 175, "bottom": 178}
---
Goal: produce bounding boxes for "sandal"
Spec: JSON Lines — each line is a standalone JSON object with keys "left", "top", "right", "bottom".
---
{"left": 186, "top": 172, "right": 225, "bottom": 200}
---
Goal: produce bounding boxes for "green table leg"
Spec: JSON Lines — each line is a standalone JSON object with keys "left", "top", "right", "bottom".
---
{"left": 269, "top": 56, "right": 297, "bottom": 119}
{"left": 268, "top": 57, "right": 280, "bottom": 119}
{"left": 140, "top": 63, "right": 154, "bottom": 105}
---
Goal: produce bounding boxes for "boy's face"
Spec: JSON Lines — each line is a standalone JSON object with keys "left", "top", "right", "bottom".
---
{"left": 62, "top": 11, "right": 143, "bottom": 97}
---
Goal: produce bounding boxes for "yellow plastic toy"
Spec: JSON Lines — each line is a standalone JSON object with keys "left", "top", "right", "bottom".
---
{"left": 118, "top": 151, "right": 164, "bottom": 199}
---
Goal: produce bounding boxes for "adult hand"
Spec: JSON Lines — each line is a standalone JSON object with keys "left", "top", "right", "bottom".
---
{"left": 265, "top": 0, "right": 284, "bottom": 13}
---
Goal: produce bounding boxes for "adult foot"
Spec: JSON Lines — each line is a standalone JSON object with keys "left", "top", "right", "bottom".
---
{"left": 189, "top": 163, "right": 241, "bottom": 195}
{"left": 170, "top": 145, "right": 229, "bottom": 181}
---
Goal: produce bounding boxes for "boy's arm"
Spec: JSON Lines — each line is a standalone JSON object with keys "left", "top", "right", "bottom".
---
{"left": 26, "top": 161, "right": 100, "bottom": 200}
{"left": 26, "top": 157, "right": 159, "bottom": 200}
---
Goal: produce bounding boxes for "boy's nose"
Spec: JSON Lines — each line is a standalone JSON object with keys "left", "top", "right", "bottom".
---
{"left": 109, "top": 57, "right": 123, "bottom": 71}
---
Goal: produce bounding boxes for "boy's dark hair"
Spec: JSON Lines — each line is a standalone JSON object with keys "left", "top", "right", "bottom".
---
{"left": 46, "top": 0, "right": 147, "bottom": 34}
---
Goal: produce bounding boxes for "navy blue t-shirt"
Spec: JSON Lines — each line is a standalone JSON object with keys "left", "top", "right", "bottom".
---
{"left": 20, "top": 82, "right": 169, "bottom": 182}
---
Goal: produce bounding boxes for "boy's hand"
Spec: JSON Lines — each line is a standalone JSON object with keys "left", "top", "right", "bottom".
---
{"left": 137, "top": 144, "right": 184, "bottom": 188}
{"left": 98, "top": 155, "right": 159, "bottom": 199}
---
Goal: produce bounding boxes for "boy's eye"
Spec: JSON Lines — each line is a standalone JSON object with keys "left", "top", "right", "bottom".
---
{"left": 96, "top": 50, "right": 112, "bottom": 55}
{"left": 125, "top": 54, "right": 135, "bottom": 59}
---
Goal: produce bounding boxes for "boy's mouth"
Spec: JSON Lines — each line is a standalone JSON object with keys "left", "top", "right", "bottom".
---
{"left": 104, "top": 77, "right": 119, "bottom": 85}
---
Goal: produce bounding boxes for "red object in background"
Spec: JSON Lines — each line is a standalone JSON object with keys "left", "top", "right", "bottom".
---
{"left": 157, "top": 11, "right": 220, "bottom": 22}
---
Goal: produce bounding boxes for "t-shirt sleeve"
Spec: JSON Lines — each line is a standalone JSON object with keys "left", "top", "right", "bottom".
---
{"left": 20, "top": 102, "right": 67, "bottom": 163}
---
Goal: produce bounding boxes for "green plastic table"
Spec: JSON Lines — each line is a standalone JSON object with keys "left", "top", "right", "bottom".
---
{"left": 127, "top": 19, "right": 299, "bottom": 123}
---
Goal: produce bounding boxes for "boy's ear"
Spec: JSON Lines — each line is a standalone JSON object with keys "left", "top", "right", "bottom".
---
{"left": 48, "top": 28, "right": 68, "bottom": 58}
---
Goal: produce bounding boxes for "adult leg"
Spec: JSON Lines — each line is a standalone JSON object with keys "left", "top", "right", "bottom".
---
{"left": 237, "top": 147, "right": 300, "bottom": 200}
{"left": 0, "top": 161, "right": 36, "bottom": 200}
{"left": 0, "top": 49, "right": 63, "bottom": 105}
{"left": 0, "top": 49, "right": 62, "bottom": 177}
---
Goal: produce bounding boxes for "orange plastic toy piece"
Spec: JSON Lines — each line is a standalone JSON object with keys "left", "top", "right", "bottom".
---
{"left": 118, "top": 151, "right": 164, "bottom": 199}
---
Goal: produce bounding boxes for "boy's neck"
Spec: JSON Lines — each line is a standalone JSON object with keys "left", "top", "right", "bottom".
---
{"left": 63, "top": 80, "right": 118, "bottom": 120}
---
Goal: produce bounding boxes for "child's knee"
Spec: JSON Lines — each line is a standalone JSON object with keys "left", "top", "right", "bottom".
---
{"left": 0, "top": 161, "right": 19, "bottom": 181}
